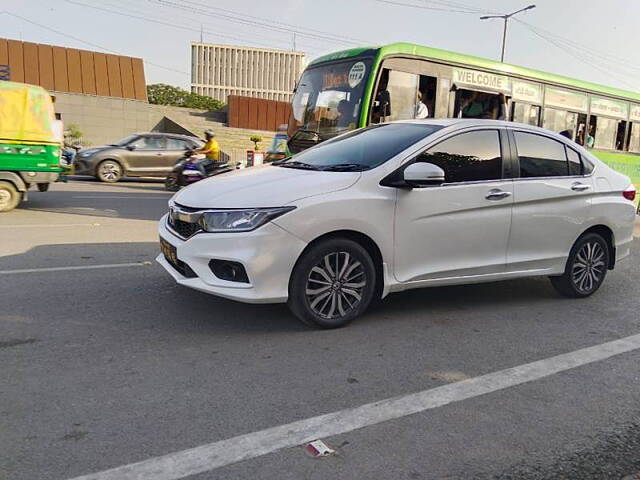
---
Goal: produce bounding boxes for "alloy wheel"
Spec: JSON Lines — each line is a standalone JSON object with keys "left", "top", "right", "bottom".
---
{"left": 571, "top": 240, "right": 606, "bottom": 294}
{"left": 100, "top": 162, "right": 121, "bottom": 181}
{"left": 305, "top": 251, "right": 367, "bottom": 320}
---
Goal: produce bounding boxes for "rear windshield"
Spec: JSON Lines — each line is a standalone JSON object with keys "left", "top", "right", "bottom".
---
{"left": 286, "top": 123, "right": 442, "bottom": 170}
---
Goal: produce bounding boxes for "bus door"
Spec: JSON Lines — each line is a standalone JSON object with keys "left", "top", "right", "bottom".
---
{"left": 627, "top": 105, "right": 640, "bottom": 153}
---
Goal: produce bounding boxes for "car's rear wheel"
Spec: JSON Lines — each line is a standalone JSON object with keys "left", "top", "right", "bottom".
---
{"left": 550, "top": 233, "right": 609, "bottom": 298}
{"left": 288, "top": 238, "right": 377, "bottom": 328}
{"left": 96, "top": 160, "right": 123, "bottom": 183}
{"left": 0, "top": 181, "right": 20, "bottom": 212}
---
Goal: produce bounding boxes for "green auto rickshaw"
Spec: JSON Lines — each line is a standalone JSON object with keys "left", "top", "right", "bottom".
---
{"left": 0, "top": 80, "right": 62, "bottom": 212}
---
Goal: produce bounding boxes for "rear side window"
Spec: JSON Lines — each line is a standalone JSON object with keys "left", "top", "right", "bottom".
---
{"left": 514, "top": 132, "right": 568, "bottom": 177}
{"left": 567, "top": 147, "right": 583, "bottom": 175}
{"left": 418, "top": 130, "right": 502, "bottom": 183}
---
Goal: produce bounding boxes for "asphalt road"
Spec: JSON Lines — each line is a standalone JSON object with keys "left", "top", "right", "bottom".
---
{"left": 1, "top": 178, "right": 639, "bottom": 480}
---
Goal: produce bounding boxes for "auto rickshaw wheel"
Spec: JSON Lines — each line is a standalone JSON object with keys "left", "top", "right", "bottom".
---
{"left": 0, "top": 181, "right": 20, "bottom": 212}
{"left": 37, "top": 183, "right": 50, "bottom": 192}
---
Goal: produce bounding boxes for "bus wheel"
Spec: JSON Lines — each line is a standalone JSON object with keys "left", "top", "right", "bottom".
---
{"left": 0, "top": 181, "right": 20, "bottom": 212}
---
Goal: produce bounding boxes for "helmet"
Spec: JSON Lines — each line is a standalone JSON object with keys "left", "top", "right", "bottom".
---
{"left": 204, "top": 129, "right": 215, "bottom": 139}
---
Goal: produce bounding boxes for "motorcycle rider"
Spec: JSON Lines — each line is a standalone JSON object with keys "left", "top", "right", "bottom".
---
{"left": 192, "top": 129, "right": 221, "bottom": 176}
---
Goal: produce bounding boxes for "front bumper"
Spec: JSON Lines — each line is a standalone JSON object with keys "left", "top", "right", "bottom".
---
{"left": 156, "top": 214, "right": 307, "bottom": 303}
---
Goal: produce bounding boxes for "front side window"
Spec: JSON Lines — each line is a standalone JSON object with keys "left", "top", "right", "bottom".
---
{"left": 166, "top": 138, "right": 189, "bottom": 150}
{"left": 281, "top": 123, "right": 441, "bottom": 171}
{"left": 514, "top": 131, "right": 568, "bottom": 177}
{"left": 417, "top": 130, "right": 502, "bottom": 183}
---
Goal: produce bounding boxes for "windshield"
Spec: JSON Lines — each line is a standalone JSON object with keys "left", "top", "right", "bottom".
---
{"left": 279, "top": 123, "right": 442, "bottom": 171}
{"left": 288, "top": 59, "right": 372, "bottom": 141}
{"left": 111, "top": 134, "right": 139, "bottom": 146}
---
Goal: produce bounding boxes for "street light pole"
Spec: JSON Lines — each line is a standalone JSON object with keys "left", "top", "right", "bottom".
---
{"left": 481, "top": 4, "right": 536, "bottom": 62}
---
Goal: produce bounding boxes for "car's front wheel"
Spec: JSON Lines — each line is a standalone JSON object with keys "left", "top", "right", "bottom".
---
{"left": 550, "top": 232, "right": 609, "bottom": 298}
{"left": 288, "top": 238, "right": 377, "bottom": 328}
{"left": 96, "top": 160, "right": 123, "bottom": 183}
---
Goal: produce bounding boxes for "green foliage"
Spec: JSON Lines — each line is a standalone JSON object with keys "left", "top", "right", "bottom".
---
{"left": 147, "top": 84, "right": 225, "bottom": 111}
{"left": 250, "top": 135, "right": 263, "bottom": 150}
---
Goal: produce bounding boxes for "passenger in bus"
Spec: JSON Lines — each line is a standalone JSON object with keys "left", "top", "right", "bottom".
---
{"left": 460, "top": 91, "right": 485, "bottom": 118}
{"left": 335, "top": 100, "right": 354, "bottom": 129}
{"left": 415, "top": 91, "right": 429, "bottom": 119}
{"left": 586, "top": 125, "right": 595, "bottom": 148}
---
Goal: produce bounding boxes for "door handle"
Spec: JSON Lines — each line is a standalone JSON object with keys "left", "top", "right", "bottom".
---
{"left": 571, "top": 182, "right": 590, "bottom": 192}
{"left": 485, "top": 189, "right": 512, "bottom": 200}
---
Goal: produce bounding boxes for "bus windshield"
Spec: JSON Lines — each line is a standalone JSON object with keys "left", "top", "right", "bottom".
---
{"left": 288, "top": 59, "right": 371, "bottom": 144}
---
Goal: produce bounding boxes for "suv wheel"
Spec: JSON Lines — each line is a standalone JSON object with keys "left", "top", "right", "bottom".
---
{"left": 97, "top": 160, "right": 123, "bottom": 183}
{"left": 0, "top": 181, "right": 20, "bottom": 212}
{"left": 550, "top": 233, "right": 609, "bottom": 298}
{"left": 288, "top": 238, "right": 377, "bottom": 328}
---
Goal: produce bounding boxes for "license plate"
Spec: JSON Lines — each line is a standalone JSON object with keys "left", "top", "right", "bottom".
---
{"left": 159, "top": 237, "right": 178, "bottom": 266}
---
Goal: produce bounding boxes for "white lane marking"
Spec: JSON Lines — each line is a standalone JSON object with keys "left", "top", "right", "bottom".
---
{"left": 0, "top": 223, "right": 101, "bottom": 228}
{"left": 67, "top": 333, "right": 640, "bottom": 480}
{"left": 0, "top": 262, "right": 152, "bottom": 275}
{"left": 72, "top": 195, "right": 171, "bottom": 199}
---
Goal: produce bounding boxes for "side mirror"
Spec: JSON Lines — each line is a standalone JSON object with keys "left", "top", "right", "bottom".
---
{"left": 402, "top": 162, "right": 445, "bottom": 188}
{"left": 126, "top": 145, "right": 136, "bottom": 151}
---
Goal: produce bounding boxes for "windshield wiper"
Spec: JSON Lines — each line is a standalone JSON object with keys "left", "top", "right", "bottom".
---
{"left": 276, "top": 160, "right": 321, "bottom": 170}
{"left": 322, "top": 163, "right": 368, "bottom": 172}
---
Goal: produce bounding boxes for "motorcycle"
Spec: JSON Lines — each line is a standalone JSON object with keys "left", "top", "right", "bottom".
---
{"left": 164, "top": 150, "right": 241, "bottom": 192}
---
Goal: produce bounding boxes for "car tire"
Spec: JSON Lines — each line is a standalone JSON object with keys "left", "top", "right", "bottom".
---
{"left": 0, "top": 181, "right": 20, "bottom": 212}
{"left": 549, "top": 232, "right": 609, "bottom": 298}
{"left": 96, "top": 160, "right": 123, "bottom": 183}
{"left": 288, "top": 238, "right": 377, "bottom": 328}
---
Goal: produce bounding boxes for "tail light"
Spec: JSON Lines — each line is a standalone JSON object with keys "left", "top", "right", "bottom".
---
{"left": 622, "top": 185, "right": 636, "bottom": 201}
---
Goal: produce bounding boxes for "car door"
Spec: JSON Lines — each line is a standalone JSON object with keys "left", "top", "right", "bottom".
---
{"left": 506, "top": 129, "right": 594, "bottom": 272}
{"left": 393, "top": 128, "right": 514, "bottom": 283}
{"left": 125, "top": 135, "right": 167, "bottom": 175}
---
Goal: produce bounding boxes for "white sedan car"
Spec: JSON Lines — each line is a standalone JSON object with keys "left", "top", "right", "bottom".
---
{"left": 157, "top": 119, "right": 636, "bottom": 328}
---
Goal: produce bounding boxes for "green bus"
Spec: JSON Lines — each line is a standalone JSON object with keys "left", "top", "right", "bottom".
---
{"left": 287, "top": 42, "right": 640, "bottom": 186}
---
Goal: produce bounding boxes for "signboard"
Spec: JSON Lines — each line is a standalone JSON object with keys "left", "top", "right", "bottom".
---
{"left": 631, "top": 104, "right": 640, "bottom": 122}
{"left": 0, "top": 65, "right": 9, "bottom": 80}
{"left": 545, "top": 87, "right": 588, "bottom": 112}
{"left": 590, "top": 97, "right": 628, "bottom": 120}
{"left": 512, "top": 80, "right": 542, "bottom": 104}
{"left": 453, "top": 68, "right": 511, "bottom": 93}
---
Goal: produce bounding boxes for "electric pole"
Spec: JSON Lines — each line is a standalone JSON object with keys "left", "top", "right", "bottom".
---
{"left": 481, "top": 4, "right": 536, "bottom": 62}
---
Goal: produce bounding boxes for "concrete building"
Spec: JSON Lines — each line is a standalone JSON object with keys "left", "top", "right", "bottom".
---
{"left": 191, "top": 42, "right": 305, "bottom": 102}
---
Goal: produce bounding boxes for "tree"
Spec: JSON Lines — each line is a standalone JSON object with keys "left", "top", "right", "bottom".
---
{"left": 64, "top": 124, "right": 83, "bottom": 147}
{"left": 250, "top": 135, "right": 262, "bottom": 150}
{"left": 147, "top": 84, "right": 225, "bottom": 111}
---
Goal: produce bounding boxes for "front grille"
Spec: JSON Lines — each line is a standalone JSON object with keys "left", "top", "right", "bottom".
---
{"left": 170, "top": 217, "right": 201, "bottom": 239}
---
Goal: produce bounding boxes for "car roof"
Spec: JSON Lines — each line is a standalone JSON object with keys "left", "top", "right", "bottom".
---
{"left": 133, "top": 132, "right": 202, "bottom": 141}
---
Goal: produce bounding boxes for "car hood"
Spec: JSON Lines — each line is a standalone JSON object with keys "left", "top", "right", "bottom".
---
{"left": 173, "top": 165, "right": 361, "bottom": 208}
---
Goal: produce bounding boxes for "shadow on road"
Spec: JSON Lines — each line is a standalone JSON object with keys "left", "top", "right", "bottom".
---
{"left": 14, "top": 190, "right": 170, "bottom": 222}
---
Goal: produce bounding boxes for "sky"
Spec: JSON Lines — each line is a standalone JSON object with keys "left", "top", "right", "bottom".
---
{"left": 2, "top": 0, "right": 639, "bottom": 93}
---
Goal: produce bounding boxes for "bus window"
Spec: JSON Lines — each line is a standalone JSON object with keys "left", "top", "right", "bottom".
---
{"left": 543, "top": 108, "right": 586, "bottom": 145}
{"left": 377, "top": 69, "right": 418, "bottom": 122}
{"left": 453, "top": 89, "right": 506, "bottom": 120}
{"left": 616, "top": 121, "right": 627, "bottom": 151}
{"left": 589, "top": 115, "right": 624, "bottom": 150}
{"left": 629, "top": 123, "right": 640, "bottom": 153}
{"left": 512, "top": 103, "right": 540, "bottom": 126}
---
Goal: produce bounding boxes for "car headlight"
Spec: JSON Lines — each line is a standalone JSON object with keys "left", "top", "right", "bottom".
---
{"left": 198, "top": 207, "right": 295, "bottom": 233}
{"left": 78, "top": 149, "right": 99, "bottom": 157}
